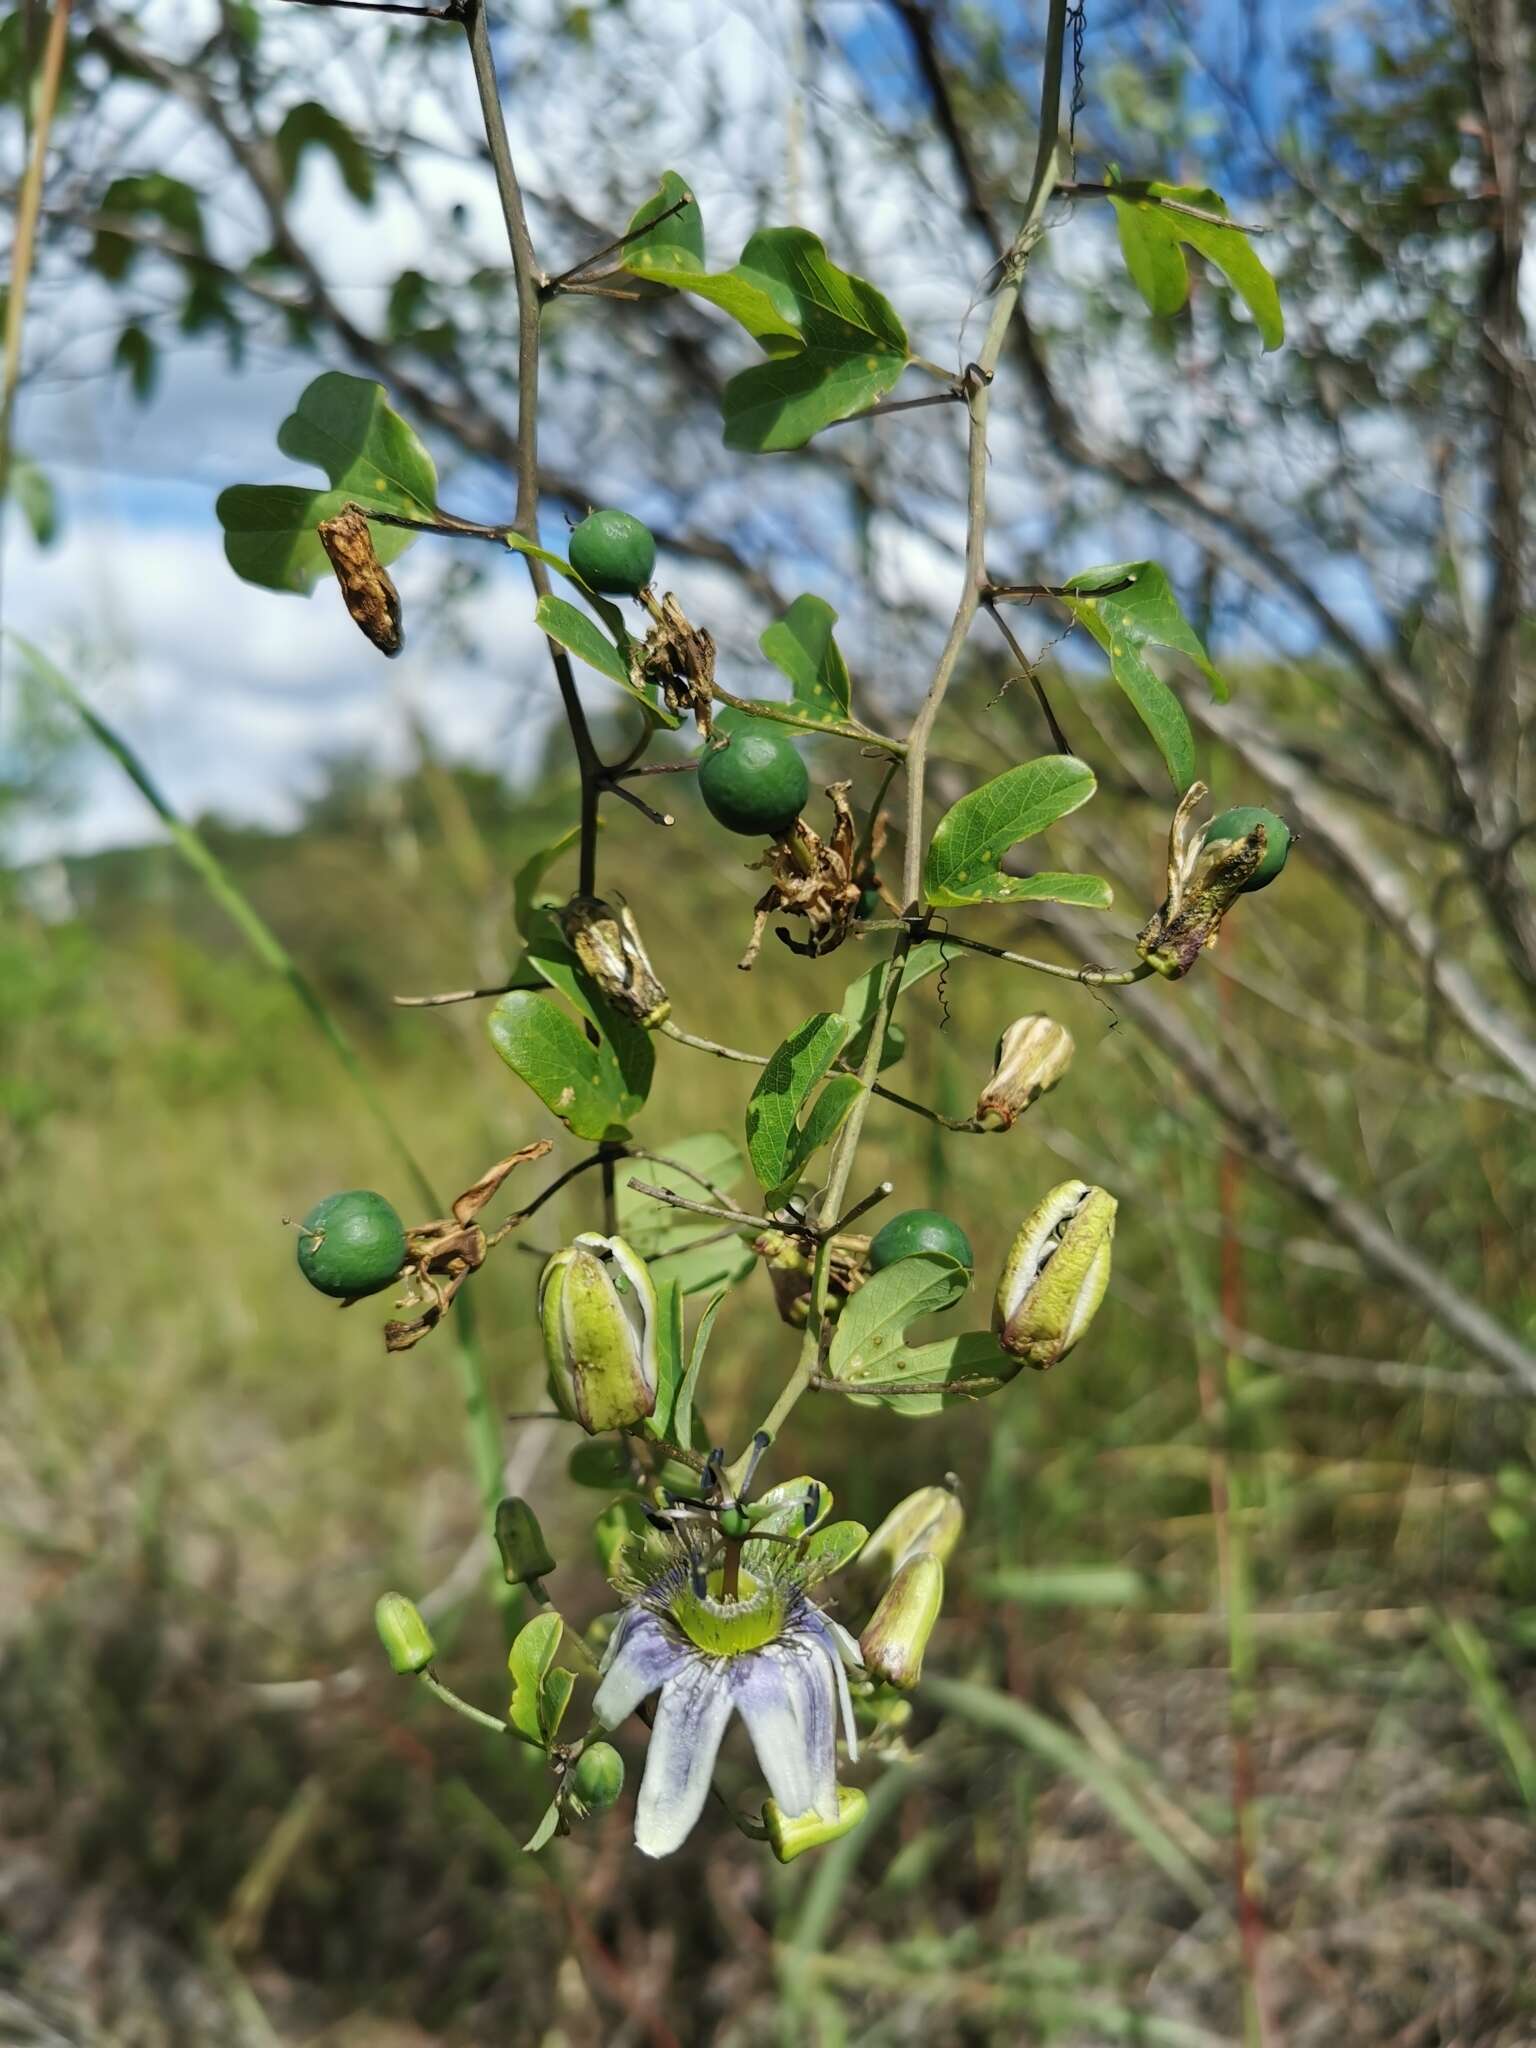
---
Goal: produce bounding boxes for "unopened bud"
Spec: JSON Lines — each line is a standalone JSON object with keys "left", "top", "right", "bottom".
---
{"left": 861, "top": 1480, "right": 965, "bottom": 1584}
{"left": 975, "top": 1015, "right": 1075, "bottom": 1130}
{"left": 568, "top": 1740, "right": 625, "bottom": 1818}
{"left": 558, "top": 894, "right": 669, "bottom": 1027}
{"left": 994, "top": 1180, "right": 1116, "bottom": 1371}
{"left": 539, "top": 1233, "right": 658, "bottom": 1434}
{"left": 494, "top": 1497, "right": 557, "bottom": 1585}
{"left": 1136, "top": 782, "right": 1273, "bottom": 980}
{"left": 375, "top": 1591, "right": 435, "bottom": 1675}
{"left": 860, "top": 1554, "right": 944, "bottom": 1691}
{"left": 763, "top": 1785, "right": 868, "bottom": 1862}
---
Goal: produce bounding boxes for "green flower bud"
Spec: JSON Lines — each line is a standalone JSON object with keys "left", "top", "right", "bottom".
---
{"left": 567, "top": 1741, "right": 625, "bottom": 1817}
{"left": 557, "top": 894, "right": 670, "bottom": 1028}
{"left": 975, "top": 1015, "right": 1075, "bottom": 1130}
{"left": 1136, "top": 782, "right": 1275, "bottom": 980}
{"left": 539, "top": 1233, "right": 658, "bottom": 1434}
{"left": 861, "top": 1480, "right": 965, "bottom": 1584}
{"left": 374, "top": 1591, "right": 435, "bottom": 1675}
{"left": 859, "top": 1554, "right": 944, "bottom": 1691}
{"left": 494, "top": 1497, "right": 557, "bottom": 1585}
{"left": 763, "top": 1785, "right": 869, "bottom": 1863}
{"left": 993, "top": 1180, "right": 1116, "bottom": 1371}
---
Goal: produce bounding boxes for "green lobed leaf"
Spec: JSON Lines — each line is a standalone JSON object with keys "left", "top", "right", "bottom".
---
{"left": 924, "top": 755, "right": 1102, "bottom": 908}
{"left": 642, "top": 1278, "right": 687, "bottom": 1446}
{"left": 568, "top": 1441, "right": 631, "bottom": 1490}
{"left": 90, "top": 173, "right": 203, "bottom": 282}
{"left": 838, "top": 941, "right": 953, "bottom": 1065}
{"left": 722, "top": 229, "right": 910, "bottom": 451}
{"left": 622, "top": 173, "right": 801, "bottom": 344}
{"left": 540, "top": 1667, "right": 576, "bottom": 1745}
{"left": 759, "top": 595, "right": 851, "bottom": 719}
{"left": 520, "top": 910, "right": 655, "bottom": 1120}
{"left": 798, "top": 1520, "right": 868, "bottom": 1583}
{"left": 275, "top": 100, "right": 375, "bottom": 205}
{"left": 1059, "top": 561, "right": 1229, "bottom": 791}
{"left": 827, "top": 1253, "right": 973, "bottom": 1385}
{"left": 534, "top": 594, "right": 679, "bottom": 727}
{"left": 216, "top": 371, "right": 437, "bottom": 595}
{"left": 1110, "top": 181, "right": 1283, "bottom": 351}
{"left": 512, "top": 820, "right": 585, "bottom": 938}
{"left": 746, "top": 1011, "right": 854, "bottom": 1198}
{"left": 11, "top": 457, "right": 57, "bottom": 548}
{"left": 523, "top": 1798, "right": 563, "bottom": 1854}
{"left": 673, "top": 1285, "right": 727, "bottom": 1449}
{"left": 621, "top": 170, "right": 705, "bottom": 274}
{"left": 841, "top": 1331, "right": 1019, "bottom": 1417}
{"left": 775, "top": 1075, "right": 862, "bottom": 1204}
{"left": 503, "top": 533, "right": 631, "bottom": 644}
{"left": 748, "top": 1476, "right": 833, "bottom": 1539}
{"left": 114, "top": 324, "right": 157, "bottom": 403}
{"left": 487, "top": 991, "right": 640, "bottom": 1143}
{"left": 617, "top": 1136, "right": 757, "bottom": 1298}
{"left": 508, "top": 1611, "right": 563, "bottom": 1746}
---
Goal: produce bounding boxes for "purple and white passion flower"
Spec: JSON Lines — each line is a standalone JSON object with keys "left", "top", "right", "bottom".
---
{"left": 592, "top": 1528, "right": 862, "bottom": 1859}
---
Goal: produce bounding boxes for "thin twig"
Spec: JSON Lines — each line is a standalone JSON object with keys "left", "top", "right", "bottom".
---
{"left": 826, "top": 1181, "right": 895, "bottom": 1233}
{"left": 623, "top": 1178, "right": 773, "bottom": 1235}
{"left": 0, "top": 0, "right": 72, "bottom": 651}
{"left": 982, "top": 596, "right": 1075, "bottom": 755}
{"left": 394, "top": 981, "right": 512, "bottom": 1007}
{"left": 820, "top": 388, "right": 966, "bottom": 430}
{"left": 541, "top": 194, "right": 692, "bottom": 295}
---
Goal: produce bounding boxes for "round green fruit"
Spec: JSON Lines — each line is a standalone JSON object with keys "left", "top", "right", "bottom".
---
{"left": 867, "top": 1208, "right": 974, "bottom": 1279}
{"left": 568, "top": 508, "right": 656, "bottom": 595}
{"left": 569, "top": 1741, "right": 625, "bottom": 1816}
{"left": 1202, "top": 805, "right": 1292, "bottom": 892}
{"left": 297, "top": 1189, "right": 407, "bottom": 1300}
{"left": 697, "top": 722, "right": 810, "bottom": 838}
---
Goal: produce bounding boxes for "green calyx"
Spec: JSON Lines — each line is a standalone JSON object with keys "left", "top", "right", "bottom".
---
{"left": 698, "top": 721, "right": 810, "bottom": 838}
{"left": 668, "top": 1566, "right": 787, "bottom": 1655}
{"left": 1201, "top": 805, "right": 1291, "bottom": 892}
{"left": 568, "top": 507, "right": 656, "bottom": 595}
{"left": 297, "top": 1189, "right": 406, "bottom": 1300}
{"left": 868, "top": 1208, "right": 974, "bottom": 1279}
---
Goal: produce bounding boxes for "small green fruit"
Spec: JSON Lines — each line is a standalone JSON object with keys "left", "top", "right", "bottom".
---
{"left": 868, "top": 1209, "right": 974, "bottom": 1279}
{"left": 697, "top": 722, "right": 810, "bottom": 838}
{"left": 568, "top": 508, "right": 656, "bottom": 595}
{"left": 297, "top": 1190, "right": 406, "bottom": 1299}
{"left": 569, "top": 1741, "right": 626, "bottom": 1816}
{"left": 1201, "top": 805, "right": 1291, "bottom": 893}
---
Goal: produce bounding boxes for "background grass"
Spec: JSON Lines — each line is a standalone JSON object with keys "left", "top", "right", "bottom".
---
{"left": 3, "top": 683, "right": 1534, "bottom": 2044}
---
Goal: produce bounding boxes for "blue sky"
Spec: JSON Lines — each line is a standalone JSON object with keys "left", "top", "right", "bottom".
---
{"left": 0, "top": 0, "right": 1443, "bottom": 862}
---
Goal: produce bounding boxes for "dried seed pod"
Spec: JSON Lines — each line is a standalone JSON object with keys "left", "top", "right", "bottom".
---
{"left": 318, "top": 506, "right": 403, "bottom": 656}
{"left": 557, "top": 894, "right": 669, "bottom": 1027}
{"left": 994, "top": 1180, "right": 1117, "bottom": 1370}
{"left": 975, "top": 1015, "right": 1075, "bottom": 1130}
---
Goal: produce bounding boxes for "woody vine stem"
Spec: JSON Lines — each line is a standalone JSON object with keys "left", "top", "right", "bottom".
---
{"left": 430, "top": 0, "right": 1079, "bottom": 1480}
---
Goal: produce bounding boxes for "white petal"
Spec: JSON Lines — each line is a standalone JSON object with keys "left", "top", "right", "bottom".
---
{"left": 736, "top": 1640, "right": 837, "bottom": 1823}
{"left": 634, "top": 1656, "right": 735, "bottom": 1859}
{"left": 592, "top": 1610, "right": 686, "bottom": 1729}
{"left": 801, "top": 1613, "right": 860, "bottom": 1763}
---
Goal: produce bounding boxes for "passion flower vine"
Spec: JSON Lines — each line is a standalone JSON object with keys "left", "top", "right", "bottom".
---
{"left": 244, "top": 0, "right": 1294, "bottom": 1877}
